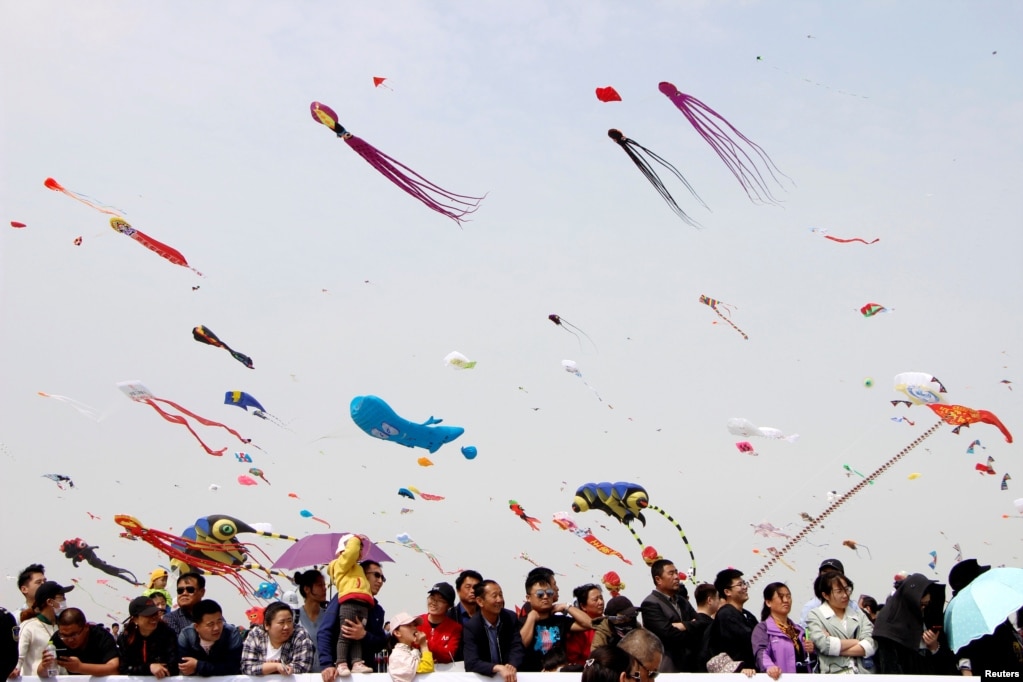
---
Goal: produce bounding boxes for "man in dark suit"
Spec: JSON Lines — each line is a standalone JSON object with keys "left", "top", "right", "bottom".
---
{"left": 463, "top": 580, "right": 524, "bottom": 681}
{"left": 640, "top": 559, "right": 700, "bottom": 672}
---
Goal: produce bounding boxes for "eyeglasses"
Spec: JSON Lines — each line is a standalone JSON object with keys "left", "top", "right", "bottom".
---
{"left": 366, "top": 571, "right": 387, "bottom": 583}
{"left": 177, "top": 586, "right": 197, "bottom": 594}
{"left": 830, "top": 586, "right": 853, "bottom": 595}
{"left": 628, "top": 660, "right": 660, "bottom": 680}
{"left": 60, "top": 628, "right": 87, "bottom": 641}
{"left": 533, "top": 589, "right": 556, "bottom": 599}
{"left": 729, "top": 581, "right": 749, "bottom": 590}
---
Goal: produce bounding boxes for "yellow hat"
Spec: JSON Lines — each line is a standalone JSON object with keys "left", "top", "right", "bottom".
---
{"left": 147, "top": 568, "right": 168, "bottom": 588}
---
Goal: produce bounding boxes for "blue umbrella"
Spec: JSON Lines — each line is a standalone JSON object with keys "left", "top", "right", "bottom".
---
{"left": 944, "top": 567, "right": 1023, "bottom": 652}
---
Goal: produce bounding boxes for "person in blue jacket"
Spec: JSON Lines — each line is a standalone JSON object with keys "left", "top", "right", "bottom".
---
{"left": 177, "top": 600, "right": 243, "bottom": 676}
{"left": 318, "top": 560, "right": 387, "bottom": 680}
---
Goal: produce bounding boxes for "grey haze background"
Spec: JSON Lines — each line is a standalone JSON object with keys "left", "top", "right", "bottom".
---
{"left": 1, "top": 0, "right": 1020, "bottom": 622}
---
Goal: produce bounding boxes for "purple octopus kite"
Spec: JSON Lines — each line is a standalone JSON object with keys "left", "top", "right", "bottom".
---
{"left": 310, "top": 101, "right": 484, "bottom": 224}
{"left": 658, "top": 82, "right": 789, "bottom": 205}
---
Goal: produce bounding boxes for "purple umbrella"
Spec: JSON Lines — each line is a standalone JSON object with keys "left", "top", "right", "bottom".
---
{"left": 271, "top": 533, "right": 394, "bottom": 570}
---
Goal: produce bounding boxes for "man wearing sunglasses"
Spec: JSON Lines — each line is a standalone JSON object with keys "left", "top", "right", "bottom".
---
{"left": 165, "top": 573, "right": 206, "bottom": 636}
{"left": 618, "top": 628, "right": 664, "bottom": 682}
{"left": 518, "top": 574, "right": 591, "bottom": 671}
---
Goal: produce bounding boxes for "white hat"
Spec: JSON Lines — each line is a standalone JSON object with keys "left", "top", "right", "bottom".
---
{"left": 389, "top": 612, "right": 421, "bottom": 629}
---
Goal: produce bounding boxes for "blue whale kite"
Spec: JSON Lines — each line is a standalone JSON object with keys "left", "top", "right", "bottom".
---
{"left": 350, "top": 395, "right": 464, "bottom": 453}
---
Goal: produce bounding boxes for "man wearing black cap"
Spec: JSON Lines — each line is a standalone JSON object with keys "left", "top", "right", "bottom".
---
{"left": 48, "top": 607, "right": 120, "bottom": 676}
{"left": 798, "top": 559, "right": 858, "bottom": 627}
{"left": 416, "top": 582, "right": 462, "bottom": 668}
{"left": 947, "top": 559, "right": 1022, "bottom": 674}
{"left": 14, "top": 580, "right": 74, "bottom": 678}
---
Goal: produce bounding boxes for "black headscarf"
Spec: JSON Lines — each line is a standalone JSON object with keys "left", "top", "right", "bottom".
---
{"left": 873, "top": 573, "right": 946, "bottom": 649}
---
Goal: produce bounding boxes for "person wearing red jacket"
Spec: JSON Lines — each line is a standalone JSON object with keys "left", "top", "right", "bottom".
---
{"left": 416, "top": 583, "right": 462, "bottom": 668}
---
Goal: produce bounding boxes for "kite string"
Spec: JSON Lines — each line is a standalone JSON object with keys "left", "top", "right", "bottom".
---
{"left": 747, "top": 420, "right": 944, "bottom": 585}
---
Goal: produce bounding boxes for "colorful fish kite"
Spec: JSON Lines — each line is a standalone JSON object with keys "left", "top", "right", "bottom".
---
{"left": 299, "top": 510, "right": 331, "bottom": 527}
{"left": 894, "top": 372, "right": 947, "bottom": 405}
{"left": 563, "top": 360, "right": 603, "bottom": 402}
{"left": 809, "top": 228, "right": 878, "bottom": 245}
{"left": 42, "top": 473, "right": 75, "bottom": 490}
{"left": 728, "top": 418, "right": 799, "bottom": 442}
{"left": 37, "top": 391, "right": 102, "bottom": 421}
{"left": 595, "top": 86, "right": 622, "bottom": 102}
{"left": 551, "top": 512, "right": 632, "bottom": 564}
{"left": 193, "top": 326, "right": 253, "bottom": 369}
{"left": 443, "top": 351, "right": 477, "bottom": 369}
{"left": 249, "top": 467, "right": 270, "bottom": 484}
{"left": 44, "top": 177, "right": 125, "bottom": 216}
{"left": 310, "top": 101, "right": 483, "bottom": 223}
{"left": 607, "top": 128, "right": 707, "bottom": 227}
{"left": 699, "top": 295, "right": 748, "bottom": 340}
{"left": 1002, "top": 474, "right": 1011, "bottom": 491}
{"left": 225, "top": 392, "right": 288, "bottom": 429}
{"left": 735, "top": 441, "right": 757, "bottom": 456}
{"left": 509, "top": 500, "right": 541, "bottom": 531}
{"left": 110, "top": 218, "right": 203, "bottom": 276}
{"left": 928, "top": 403, "right": 1013, "bottom": 442}
{"left": 117, "top": 380, "right": 250, "bottom": 456}
{"left": 658, "top": 82, "right": 788, "bottom": 204}
{"left": 60, "top": 538, "right": 140, "bottom": 585}
{"left": 860, "top": 302, "right": 891, "bottom": 317}
{"left": 966, "top": 440, "right": 984, "bottom": 455}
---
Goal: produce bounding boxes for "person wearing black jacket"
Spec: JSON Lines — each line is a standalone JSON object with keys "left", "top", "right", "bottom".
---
{"left": 639, "top": 560, "right": 699, "bottom": 672}
{"left": 704, "top": 569, "right": 758, "bottom": 673}
{"left": 872, "top": 573, "right": 956, "bottom": 674}
{"left": 118, "top": 597, "right": 179, "bottom": 678}
{"left": 462, "top": 580, "right": 524, "bottom": 680}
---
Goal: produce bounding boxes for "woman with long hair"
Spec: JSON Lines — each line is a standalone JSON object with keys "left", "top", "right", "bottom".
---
{"left": 117, "top": 597, "right": 179, "bottom": 677}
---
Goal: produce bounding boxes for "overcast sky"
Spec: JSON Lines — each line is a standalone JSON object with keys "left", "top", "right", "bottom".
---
{"left": 1, "top": 0, "right": 1021, "bottom": 623}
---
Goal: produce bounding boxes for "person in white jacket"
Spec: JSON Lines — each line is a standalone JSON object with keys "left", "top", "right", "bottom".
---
{"left": 387, "top": 613, "right": 434, "bottom": 682}
{"left": 15, "top": 582, "right": 74, "bottom": 678}
{"left": 806, "top": 572, "right": 875, "bottom": 674}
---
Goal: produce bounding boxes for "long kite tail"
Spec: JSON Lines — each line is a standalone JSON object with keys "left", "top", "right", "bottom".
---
{"left": 748, "top": 420, "right": 944, "bottom": 585}
{"left": 44, "top": 177, "right": 126, "bottom": 216}
{"left": 608, "top": 129, "right": 705, "bottom": 228}
{"left": 658, "top": 83, "right": 789, "bottom": 205}
{"left": 344, "top": 135, "right": 484, "bottom": 224}
{"left": 624, "top": 522, "right": 645, "bottom": 548}
{"left": 141, "top": 399, "right": 227, "bottom": 456}
{"left": 648, "top": 505, "right": 697, "bottom": 583}
{"left": 700, "top": 295, "right": 749, "bottom": 340}
{"left": 823, "top": 235, "right": 879, "bottom": 245}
